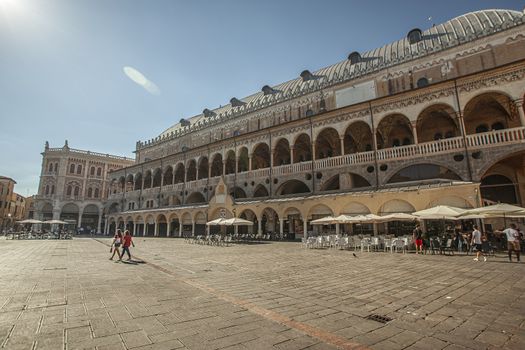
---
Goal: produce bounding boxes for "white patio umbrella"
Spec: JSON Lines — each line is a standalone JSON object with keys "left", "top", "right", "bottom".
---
{"left": 378, "top": 213, "right": 417, "bottom": 222}
{"left": 412, "top": 205, "right": 465, "bottom": 219}
{"left": 310, "top": 216, "right": 337, "bottom": 225}
{"left": 43, "top": 219, "right": 69, "bottom": 225}
{"left": 17, "top": 219, "right": 43, "bottom": 224}
{"left": 206, "top": 218, "right": 226, "bottom": 226}
{"left": 460, "top": 203, "right": 525, "bottom": 216}
{"left": 220, "top": 217, "right": 253, "bottom": 226}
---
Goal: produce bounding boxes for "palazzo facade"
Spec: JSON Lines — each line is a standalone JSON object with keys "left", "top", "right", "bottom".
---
{"left": 106, "top": 9, "right": 525, "bottom": 238}
{"left": 34, "top": 141, "right": 134, "bottom": 232}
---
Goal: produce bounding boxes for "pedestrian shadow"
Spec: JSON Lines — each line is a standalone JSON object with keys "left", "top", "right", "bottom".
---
{"left": 120, "top": 259, "right": 146, "bottom": 265}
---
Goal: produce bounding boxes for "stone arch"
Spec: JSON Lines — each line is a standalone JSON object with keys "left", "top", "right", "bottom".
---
{"left": 134, "top": 173, "right": 142, "bottom": 190}
{"left": 344, "top": 121, "right": 373, "bottom": 154}
{"left": 252, "top": 143, "right": 270, "bottom": 170}
{"left": 253, "top": 184, "right": 269, "bottom": 198}
{"left": 125, "top": 174, "right": 134, "bottom": 191}
{"left": 198, "top": 156, "right": 209, "bottom": 180}
{"left": 376, "top": 113, "right": 413, "bottom": 149}
{"left": 144, "top": 214, "right": 155, "bottom": 236}
{"left": 210, "top": 153, "right": 223, "bottom": 177}
{"left": 60, "top": 203, "right": 80, "bottom": 224}
{"left": 163, "top": 166, "right": 173, "bottom": 186}
{"left": 186, "top": 191, "right": 206, "bottom": 204}
{"left": 261, "top": 207, "right": 279, "bottom": 234}
{"left": 416, "top": 104, "right": 459, "bottom": 142}
{"left": 463, "top": 91, "right": 519, "bottom": 135}
{"left": 478, "top": 152, "right": 524, "bottom": 205}
{"left": 237, "top": 147, "right": 249, "bottom": 172}
{"left": 152, "top": 168, "right": 162, "bottom": 187}
{"left": 273, "top": 138, "right": 291, "bottom": 166}
{"left": 320, "top": 175, "right": 340, "bottom": 191}
{"left": 174, "top": 163, "right": 185, "bottom": 183}
{"left": 307, "top": 204, "right": 334, "bottom": 219}
{"left": 80, "top": 204, "right": 101, "bottom": 231}
{"left": 143, "top": 170, "right": 152, "bottom": 189}
{"left": 225, "top": 150, "right": 236, "bottom": 174}
{"left": 275, "top": 180, "right": 310, "bottom": 196}
{"left": 209, "top": 208, "right": 233, "bottom": 220}
{"left": 293, "top": 133, "right": 312, "bottom": 163}
{"left": 157, "top": 214, "right": 168, "bottom": 236}
{"left": 378, "top": 199, "right": 415, "bottom": 214}
{"left": 238, "top": 209, "right": 257, "bottom": 234}
{"left": 386, "top": 163, "right": 462, "bottom": 184}
{"left": 341, "top": 201, "right": 370, "bottom": 215}
{"left": 186, "top": 160, "right": 197, "bottom": 181}
{"left": 343, "top": 173, "right": 372, "bottom": 190}
{"left": 315, "top": 127, "right": 341, "bottom": 159}
{"left": 230, "top": 186, "right": 247, "bottom": 199}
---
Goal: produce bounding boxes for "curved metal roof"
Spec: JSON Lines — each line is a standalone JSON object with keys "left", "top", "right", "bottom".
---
{"left": 155, "top": 9, "right": 524, "bottom": 141}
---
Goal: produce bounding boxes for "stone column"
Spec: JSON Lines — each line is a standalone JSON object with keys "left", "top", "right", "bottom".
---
{"left": 133, "top": 222, "right": 137, "bottom": 236}
{"left": 340, "top": 136, "right": 345, "bottom": 155}
{"left": 411, "top": 122, "right": 418, "bottom": 144}
{"left": 154, "top": 220, "right": 158, "bottom": 237}
{"left": 179, "top": 221, "right": 183, "bottom": 237}
{"left": 336, "top": 223, "right": 340, "bottom": 235}
{"left": 192, "top": 221, "right": 195, "bottom": 236}
{"left": 270, "top": 149, "right": 275, "bottom": 168}
{"left": 456, "top": 112, "right": 467, "bottom": 136}
{"left": 279, "top": 218, "right": 284, "bottom": 235}
{"left": 257, "top": 219, "right": 262, "bottom": 235}
{"left": 97, "top": 214, "right": 102, "bottom": 234}
{"left": 222, "top": 160, "right": 226, "bottom": 176}
{"left": 303, "top": 218, "right": 308, "bottom": 238}
{"left": 77, "top": 207, "right": 83, "bottom": 229}
{"left": 248, "top": 154, "right": 253, "bottom": 171}
{"left": 290, "top": 146, "right": 294, "bottom": 164}
{"left": 166, "top": 221, "right": 171, "bottom": 237}
{"left": 514, "top": 99, "right": 525, "bottom": 127}
{"left": 311, "top": 143, "right": 316, "bottom": 160}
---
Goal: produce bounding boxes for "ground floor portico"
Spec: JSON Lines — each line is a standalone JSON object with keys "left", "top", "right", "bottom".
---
{"left": 107, "top": 179, "right": 481, "bottom": 238}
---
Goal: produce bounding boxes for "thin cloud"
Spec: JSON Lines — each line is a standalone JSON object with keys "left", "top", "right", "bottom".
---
{"left": 123, "top": 66, "right": 160, "bottom": 95}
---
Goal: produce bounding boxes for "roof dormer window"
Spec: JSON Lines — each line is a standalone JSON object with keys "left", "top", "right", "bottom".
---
{"left": 347, "top": 51, "right": 361, "bottom": 65}
{"left": 407, "top": 28, "right": 423, "bottom": 44}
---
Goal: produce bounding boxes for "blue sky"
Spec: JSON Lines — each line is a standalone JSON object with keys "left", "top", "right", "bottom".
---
{"left": 0, "top": 0, "right": 522, "bottom": 195}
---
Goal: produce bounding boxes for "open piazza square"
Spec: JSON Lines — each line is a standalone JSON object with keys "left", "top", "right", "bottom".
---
{"left": 0, "top": 237, "right": 524, "bottom": 350}
{"left": 2, "top": 1, "right": 525, "bottom": 349}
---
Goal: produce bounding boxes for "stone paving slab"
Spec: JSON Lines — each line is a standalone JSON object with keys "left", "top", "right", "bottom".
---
{"left": 0, "top": 237, "right": 524, "bottom": 350}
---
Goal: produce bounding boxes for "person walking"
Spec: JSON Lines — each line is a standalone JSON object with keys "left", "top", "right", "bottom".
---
{"left": 109, "top": 229, "right": 123, "bottom": 260}
{"left": 121, "top": 230, "right": 135, "bottom": 261}
{"left": 471, "top": 225, "right": 486, "bottom": 262}
{"left": 413, "top": 224, "right": 424, "bottom": 254}
{"left": 496, "top": 223, "right": 521, "bottom": 262}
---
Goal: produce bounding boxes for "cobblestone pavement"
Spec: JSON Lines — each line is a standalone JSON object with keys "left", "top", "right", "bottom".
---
{"left": 0, "top": 238, "right": 524, "bottom": 350}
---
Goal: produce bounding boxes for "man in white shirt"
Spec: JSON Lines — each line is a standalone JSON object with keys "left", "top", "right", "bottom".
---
{"left": 471, "top": 225, "right": 486, "bottom": 262}
{"left": 496, "top": 223, "right": 520, "bottom": 262}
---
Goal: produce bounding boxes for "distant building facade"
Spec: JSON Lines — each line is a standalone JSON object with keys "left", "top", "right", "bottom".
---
{"left": 33, "top": 141, "right": 134, "bottom": 233}
{"left": 0, "top": 176, "right": 26, "bottom": 231}
{"left": 105, "top": 9, "right": 525, "bottom": 238}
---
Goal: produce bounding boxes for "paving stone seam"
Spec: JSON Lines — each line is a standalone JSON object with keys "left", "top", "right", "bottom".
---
{"left": 92, "top": 238, "right": 371, "bottom": 350}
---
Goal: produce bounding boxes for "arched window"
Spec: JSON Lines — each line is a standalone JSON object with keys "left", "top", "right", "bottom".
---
{"left": 48, "top": 163, "right": 53, "bottom": 172}
{"left": 94, "top": 188, "right": 99, "bottom": 198}
{"left": 45, "top": 185, "right": 49, "bottom": 195}
{"left": 70, "top": 164, "right": 75, "bottom": 173}
{"left": 97, "top": 167, "right": 102, "bottom": 176}
{"left": 87, "top": 188, "right": 92, "bottom": 198}
{"left": 74, "top": 186, "right": 79, "bottom": 197}
{"left": 54, "top": 163, "right": 58, "bottom": 172}
{"left": 90, "top": 167, "right": 95, "bottom": 175}
{"left": 67, "top": 185, "right": 72, "bottom": 196}
{"left": 51, "top": 185, "right": 55, "bottom": 194}
{"left": 76, "top": 165, "right": 82, "bottom": 174}
{"left": 305, "top": 109, "right": 314, "bottom": 117}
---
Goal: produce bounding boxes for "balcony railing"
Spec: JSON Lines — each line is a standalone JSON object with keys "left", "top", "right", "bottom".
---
{"left": 108, "top": 127, "right": 525, "bottom": 198}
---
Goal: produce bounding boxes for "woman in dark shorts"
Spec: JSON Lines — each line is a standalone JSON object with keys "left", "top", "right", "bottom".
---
{"left": 110, "top": 229, "right": 123, "bottom": 260}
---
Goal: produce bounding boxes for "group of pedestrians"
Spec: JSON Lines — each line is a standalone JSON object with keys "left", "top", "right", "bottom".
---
{"left": 110, "top": 229, "right": 135, "bottom": 261}
{"left": 412, "top": 222, "right": 522, "bottom": 263}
